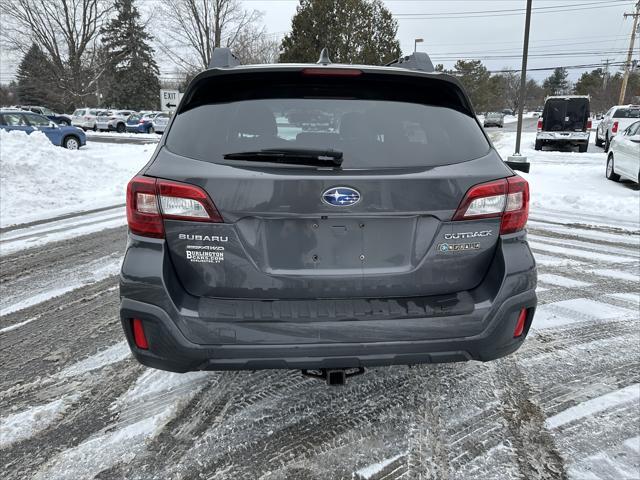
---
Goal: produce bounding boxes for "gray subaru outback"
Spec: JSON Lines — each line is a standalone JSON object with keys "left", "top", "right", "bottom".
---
{"left": 120, "top": 49, "right": 536, "bottom": 383}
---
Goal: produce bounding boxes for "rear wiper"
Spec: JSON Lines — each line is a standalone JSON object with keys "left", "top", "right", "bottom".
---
{"left": 223, "top": 148, "right": 343, "bottom": 167}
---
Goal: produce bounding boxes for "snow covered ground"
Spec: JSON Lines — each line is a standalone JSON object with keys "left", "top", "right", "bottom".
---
{"left": 0, "top": 130, "right": 153, "bottom": 228}
{"left": 492, "top": 131, "right": 640, "bottom": 230}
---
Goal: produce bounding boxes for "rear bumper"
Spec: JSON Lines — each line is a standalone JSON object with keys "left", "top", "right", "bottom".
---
{"left": 119, "top": 233, "right": 537, "bottom": 372}
{"left": 536, "top": 131, "right": 589, "bottom": 144}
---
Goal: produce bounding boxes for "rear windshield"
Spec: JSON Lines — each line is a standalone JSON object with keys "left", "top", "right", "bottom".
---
{"left": 73, "top": 109, "right": 85, "bottom": 116}
{"left": 613, "top": 108, "right": 640, "bottom": 118}
{"left": 166, "top": 72, "right": 489, "bottom": 169}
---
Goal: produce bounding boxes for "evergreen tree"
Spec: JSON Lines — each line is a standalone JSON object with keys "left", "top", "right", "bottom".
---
{"left": 16, "top": 44, "right": 56, "bottom": 107}
{"left": 543, "top": 67, "right": 569, "bottom": 96}
{"left": 101, "top": 0, "right": 160, "bottom": 110}
{"left": 453, "top": 60, "right": 493, "bottom": 112}
{"left": 280, "top": 0, "right": 401, "bottom": 65}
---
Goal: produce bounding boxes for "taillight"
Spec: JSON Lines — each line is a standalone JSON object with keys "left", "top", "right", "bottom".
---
{"left": 612, "top": 121, "right": 618, "bottom": 133}
{"left": 586, "top": 118, "right": 592, "bottom": 129}
{"left": 139, "top": 119, "right": 145, "bottom": 124}
{"left": 453, "top": 176, "right": 529, "bottom": 235}
{"left": 126, "top": 176, "right": 222, "bottom": 238}
{"left": 537, "top": 118, "right": 543, "bottom": 131}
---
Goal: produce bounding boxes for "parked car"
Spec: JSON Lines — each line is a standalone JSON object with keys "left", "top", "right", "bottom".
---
{"left": 483, "top": 112, "right": 504, "bottom": 128}
{"left": 535, "top": 95, "right": 591, "bottom": 152}
{"left": 606, "top": 120, "right": 640, "bottom": 184}
{"left": 125, "top": 112, "right": 159, "bottom": 133}
{"left": 595, "top": 104, "right": 640, "bottom": 151}
{"left": 71, "top": 108, "right": 105, "bottom": 131}
{"left": 16, "top": 105, "right": 71, "bottom": 126}
{"left": 151, "top": 112, "right": 170, "bottom": 133}
{"left": 96, "top": 110, "right": 136, "bottom": 133}
{"left": 501, "top": 108, "right": 514, "bottom": 116}
{"left": 120, "top": 48, "right": 536, "bottom": 383}
{"left": 0, "top": 110, "right": 86, "bottom": 149}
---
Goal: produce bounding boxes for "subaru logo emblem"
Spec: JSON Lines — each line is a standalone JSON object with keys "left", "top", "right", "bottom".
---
{"left": 322, "top": 187, "right": 361, "bottom": 207}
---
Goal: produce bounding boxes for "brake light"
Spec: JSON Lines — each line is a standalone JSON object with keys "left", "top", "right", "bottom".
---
{"left": 537, "top": 118, "right": 543, "bottom": 131}
{"left": 453, "top": 176, "right": 529, "bottom": 234}
{"left": 131, "top": 318, "right": 148, "bottom": 349}
{"left": 612, "top": 121, "right": 618, "bottom": 134}
{"left": 301, "top": 68, "right": 362, "bottom": 77}
{"left": 139, "top": 119, "right": 145, "bottom": 124}
{"left": 126, "top": 176, "right": 222, "bottom": 238}
{"left": 586, "top": 118, "right": 592, "bottom": 129}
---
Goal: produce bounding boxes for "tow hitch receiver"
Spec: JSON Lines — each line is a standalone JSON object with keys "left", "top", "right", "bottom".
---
{"left": 301, "top": 367, "right": 365, "bottom": 386}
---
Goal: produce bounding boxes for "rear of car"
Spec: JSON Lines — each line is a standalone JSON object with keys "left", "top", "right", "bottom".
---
{"left": 484, "top": 112, "right": 504, "bottom": 128}
{"left": 126, "top": 112, "right": 158, "bottom": 133}
{"left": 536, "top": 96, "right": 591, "bottom": 152}
{"left": 120, "top": 61, "right": 536, "bottom": 375}
{"left": 597, "top": 105, "right": 640, "bottom": 151}
{"left": 607, "top": 120, "right": 640, "bottom": 184}
{"left": 97, "top": 110, "right": 134, "bottom": 132}
{"left": 152, "top": 112, "right": 170, "bottom": 133}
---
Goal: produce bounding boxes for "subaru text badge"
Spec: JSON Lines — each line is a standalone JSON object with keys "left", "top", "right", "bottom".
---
{"left": 322, "top": 187, "right": 361, "bottom": 207}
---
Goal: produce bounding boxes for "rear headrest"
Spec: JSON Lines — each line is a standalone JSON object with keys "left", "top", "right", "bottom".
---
{"left": 233, "top": 104, "right": 277, "bottom": 137}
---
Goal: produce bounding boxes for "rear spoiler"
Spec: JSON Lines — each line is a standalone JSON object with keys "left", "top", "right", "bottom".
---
{"left": 207, "top": 47, "right": 435, "bottom": 73}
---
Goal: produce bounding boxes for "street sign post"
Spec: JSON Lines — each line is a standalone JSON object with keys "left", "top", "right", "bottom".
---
{"left": 160, "top": 89, "right": 183, "bottom": 112}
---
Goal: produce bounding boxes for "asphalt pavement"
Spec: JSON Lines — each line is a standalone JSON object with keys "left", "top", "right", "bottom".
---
{"left": 1, "top": 205, "right": 638, "bottom": 479}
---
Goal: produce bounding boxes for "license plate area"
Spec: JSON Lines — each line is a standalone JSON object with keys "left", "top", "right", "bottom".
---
{"left": 262, "top": 217, "right": 416, "bottom": 273}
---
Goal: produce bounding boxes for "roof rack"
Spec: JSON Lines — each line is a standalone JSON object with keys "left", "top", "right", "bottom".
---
{"left": 208, "top": 47, "right": 240, "bottom": 69}
{"left": 385, "top": 52, "right": 434, "bottom": 73}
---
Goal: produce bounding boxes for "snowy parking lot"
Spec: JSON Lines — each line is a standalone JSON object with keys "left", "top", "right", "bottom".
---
{"left": 1, "top": 129, "right": 639, "bottom": 479}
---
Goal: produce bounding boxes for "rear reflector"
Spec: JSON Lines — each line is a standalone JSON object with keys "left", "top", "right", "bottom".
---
{"left": 132, "top": 318, "right": 149, "bottom": 349}
{"left": 453, "top": 176, "right": 529, "bottom": 234}
{"left": 126, "top": 176, "right": 222, "bottom": 238}
{"left": 514, "top": 309, "right": 527, "bottom": 338}
{"left": 301, "top": 68, "right": 362, "bottom": 77}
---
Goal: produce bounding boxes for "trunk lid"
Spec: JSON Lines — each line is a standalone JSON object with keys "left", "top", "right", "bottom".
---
{"left": 145, "top": 68, "right": 513, "bottom": 300}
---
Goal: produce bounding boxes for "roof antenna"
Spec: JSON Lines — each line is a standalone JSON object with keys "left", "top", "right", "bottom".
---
{"left": 317, "top": 48, "right": 331, "bottom": 65}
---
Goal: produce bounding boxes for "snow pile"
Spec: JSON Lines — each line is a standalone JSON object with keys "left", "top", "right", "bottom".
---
{"left": 0, "top": 130, "right": 153, "bottom": 227}
{"left": 0, "top": 395, "right": 78, "bottom": 448}
{"left": 493, "top": 132, "right": 640, "bottom": 229}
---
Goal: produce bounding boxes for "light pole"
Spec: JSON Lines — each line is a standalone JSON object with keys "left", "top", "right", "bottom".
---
{"left": 506, "top": 0, "right": 532, "bottom": 174}
{"left": 414, "top": 38, "right": 424, "bottom": 53}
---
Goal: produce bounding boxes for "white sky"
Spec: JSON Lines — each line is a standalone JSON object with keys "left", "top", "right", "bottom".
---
{"left": 1, "top": 0, "right": 638, "bottom": 85}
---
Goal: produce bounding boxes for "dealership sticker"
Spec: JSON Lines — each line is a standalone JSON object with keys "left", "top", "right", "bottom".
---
{"left": 186, "top": 244, "right": 225, "bottom": 263}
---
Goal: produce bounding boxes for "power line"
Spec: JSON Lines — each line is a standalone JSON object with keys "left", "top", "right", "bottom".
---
{"left": 394, "top": 0, "right": 627, "bottom": 16}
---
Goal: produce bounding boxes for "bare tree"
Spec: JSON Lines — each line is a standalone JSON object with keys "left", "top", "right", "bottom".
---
{"left": 156, "top": 0, "right": 272, "bottom": 71}
{"left": 0, "top": 0, "right": 112, "bottom": 108}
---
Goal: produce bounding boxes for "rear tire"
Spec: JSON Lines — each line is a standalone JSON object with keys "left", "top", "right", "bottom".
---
{"left": 116, "top": 123, "right": 125, "bottom": 133}
{"left": 604, "top": 133, "right": 610, "bottom": 152}
{"left": 578, "top": 143, "right": 588, "bottom": 153}
{"left": 595, "top": 132, "right": 604, "bottom": 147}
{"left": 148, "top": 126, "right": 155, "bottom": 134}
{"left": 63, "top": 136, "right": 80, "bottom": 150}
{"left": 606, "top": 154, "right": 620, "bottom": 182}
{"left": 92, "top": 124, "right": 97, "bottom": 132}
{"left": 534, "top": 140, "right": 542, "bottom": 151}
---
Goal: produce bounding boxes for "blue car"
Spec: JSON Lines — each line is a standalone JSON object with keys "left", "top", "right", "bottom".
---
{"left": 0, "top": 110, "right": 86, "bottom": 149}
{"left": 126, "top": 112, "right": 159, "bottom": 133}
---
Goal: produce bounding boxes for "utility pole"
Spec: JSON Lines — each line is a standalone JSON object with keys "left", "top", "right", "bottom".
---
{"left": 507, "top": 0, "right": 532, "bottom": 174}
{"left": 602, "top": 58, "right": 611, "bottom": 89}
{"left": 618, "top": 1, "right": 639, "bottom": 105}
